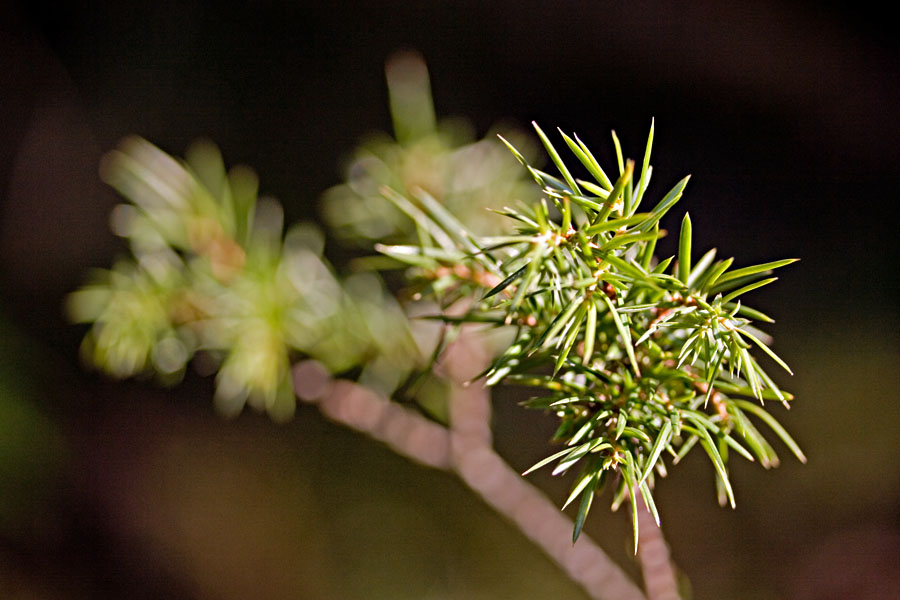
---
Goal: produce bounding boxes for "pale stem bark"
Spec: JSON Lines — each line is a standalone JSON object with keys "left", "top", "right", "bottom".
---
{"left": 636, "top": 500, "right": 681, "bottom": 600}
{"left": 293, "top": 331, "right": 668, "bottom": 600}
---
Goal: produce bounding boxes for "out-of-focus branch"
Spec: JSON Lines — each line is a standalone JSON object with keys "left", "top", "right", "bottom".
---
{"left": 442, "top": 334, "right": 648, "bottom": 600}
{"left": 637, "top": 500, "right": 681, "bottom": 600}
{"left": 293, "top": 338, "right": 650, "bottom": 600}
{"left": 293, "top": 359, "right": 452, "bottom": 470}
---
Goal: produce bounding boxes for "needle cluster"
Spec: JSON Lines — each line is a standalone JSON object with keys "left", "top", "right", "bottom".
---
{"left": 377, "top": 120, "right": 804, "bottom": 547}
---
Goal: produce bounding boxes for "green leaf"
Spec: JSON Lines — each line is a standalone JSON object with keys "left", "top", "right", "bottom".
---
{"left": 615, "top": 409, "right": 629, "bottom": 441}
{"left": 506, "top": 373, "right": 586, "bottom": 393}
{"left": 730, "top": 404, "right": 780, "bottom": 468}
{"left": 564, "top": 467, "right": 599, "bottom": 510}
{"left": 617, "top": 303, "right": 659, "bottom": 314}
{"left": 412, "top": 187, "right": 482, "bottom": 257}
{"left": 738, "top": 346, "right": 762, "bottom": 399}
{"left": 573, "top": 471, "right": 600, "bottom": 543}
{"left": 497, "top": 134, "right": 548, "bottom": 189}
{"left": 611, "top": 130, "right": 625, "bottom": 176}
{"left": 576, "top": 179, "right": 611, "bottom": 199}
{"left": 734, "top": 400, "right": 807, "bottom": 463}
{"left": 522, "top": 446, "right": 578, "bottom": 476}
{"left": 636, "top": 176, "right": 690, "bottom": 233}
{"left": 686, "top": 247, "right": 717, "bottom": 289}
{"left": 714, "top": 379, "right": 792, "bottom": 402}
{"left": 554, "top": 302, "right": 587, "bottom": 374}
{"left": 677, "top": 330, "right": 703, "bottom": 368}
{"left": 639, "top": 420, "right": 673, "bottom": 485}
{"left": 737, "top": 327, "right": 794, "bottom": 375}
{"left": 639, "top": 479, "right": 660, "bottom": 527}
{"left": 721, "top": 277, "right": 778, "bottom": 304}
{"left": 534, "top": 169, "right": 571, "bottom": 193}
{"left": 566, "top": 193, "right": 607, "bottom": 213}
{"left": 497, "top": 134, "right": 530, "bottom": 166}
{"left": 569, "top": 410, "right": 612, "bottom": 446}
{"left": 696, "top": 257, "right": 733, "bottom": 291}
{"left": 548, "top": 396, "right": 586, "bottom": 407}
{"left": 375, "top": 244, "right": 465, "bottom": 265}
{"left": 481, "top": 331, "right": 537, "bottom": 386}
{"left": 631, "top": 119, "right": 655, "bottom": 216}
{"left": 752, "top": 360, "right": 788, "bottom": 402}
{"left": 554, "top": 438, "right": 612, "bottom": 476}
{"left": 600, "top": 253, "right": 657, "bottom": 287}
{"left": 640, "top": 222, "right": 660, "bottom": 271}
{"left": 560, "top": 130, "right": 613, "bottom": 198}
{"left": 598, "top": 230, "right": 659, "bottom": 253}
{"left": 491, "top": 206, "right": 540, "bottom": 229}
{"left": 610, "top": 478, "right": 629, "bottom": 512}
{"left": 673, "top": 433, "right": 699, "bottom": 464}
{"left": 418, "top": 313, "right": 506, "bottom": 325}
{"left": 533, "top": 122, "right": 581, "bottom": 195}
{"left": 584, "top": 213, "right": 650, "bottom": 236}
{"left": 726, "top": 302, "right": 774, "bottom": 323}
{"left": 678, "top": 212, "right": 692, "bottom": 284}
{"left": 714, "top": 258, "right": 799, "bottom": 287}
{"left": 601, "top": 294, "right": 640, "bottom": 377}
{"left": 690, "top": 424, "right": 736, "bottom": 508}
{"left": 620, "top": 426, "right": 652, "bottom": 446}
{"left": 574, "top": 133, "right": 613, "bottom": 190}
{"left": 380, "top": 186, "right": 455, "bottom": 250}
{"left": 688, "top": 410, "right": 755, "bottom": 462}
{"left": 484, "top": 265, "right": 528, "bottom": 299}
{"left": 582, "top": 300, "right": 597, "bottom": 365}
{"left": 623, "top": 450, "right": 640, "bottom": 553}
{"left": 536, "top": 295, "right": 585, "bottom": 349}
{"left": 715, "top": 438, "right": 730, "bottom": 507}
{"left": 593, "top": 160, "right": 634, "bottom": 225}
{"left": 509, "top": 245, "right": 545, "bottom": 315}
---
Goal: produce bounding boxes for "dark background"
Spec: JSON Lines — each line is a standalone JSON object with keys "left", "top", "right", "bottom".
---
{"left": 1, "top": 1, "right": 898, "bottom": 599}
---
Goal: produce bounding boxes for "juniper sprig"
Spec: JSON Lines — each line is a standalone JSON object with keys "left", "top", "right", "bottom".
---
{"left": 377, "top": 120, "right": 804, "bottom": 548}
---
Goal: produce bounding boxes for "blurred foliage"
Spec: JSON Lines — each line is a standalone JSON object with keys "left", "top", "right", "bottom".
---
{"left": 68, "top": 138, "right": 420, "bottom": 421}
{"left": 321, "top": 51, "right": 540, "bottom": 245}
{"left": 69, "top": 51, "right": 541, "bottom": 424}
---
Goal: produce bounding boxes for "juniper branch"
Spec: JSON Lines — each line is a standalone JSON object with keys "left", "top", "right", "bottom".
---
{"left": 69, "top": 51, "right": 802, "bottom": 600}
